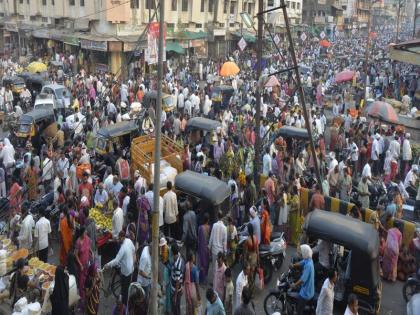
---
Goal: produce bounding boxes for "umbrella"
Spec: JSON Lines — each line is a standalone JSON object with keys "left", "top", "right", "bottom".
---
{"left": 367, "top": 101, "right": 398, "bottom": 124}
{"left": 220, "top": 61, "right": 240, "bottom": 77}
{"left": 319, "top": 40, "right": 331, "bottom": 48}
{"left": 335, "top": 70, "right": 355, "bottom": 83}
{"left": 26, "top": 62, "right": 47, "bottom": 74}
{"left": 265, "top": 76, "right": 280, "bottom": 87}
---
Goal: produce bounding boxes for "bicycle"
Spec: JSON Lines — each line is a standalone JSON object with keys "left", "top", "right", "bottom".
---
{"left": 98, "top": 266, "right": 121, "bottom": 299}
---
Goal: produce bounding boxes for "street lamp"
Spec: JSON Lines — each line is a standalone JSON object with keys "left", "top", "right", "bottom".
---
{"left": 240, "top": 12, "right": 254, "bottom": 28}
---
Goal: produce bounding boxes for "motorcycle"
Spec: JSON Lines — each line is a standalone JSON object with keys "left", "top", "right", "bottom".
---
{"left": 264, "top": 268, "right": 317, "bottom": 315}
{"left": 403, "top": 269, "right": 420, "bottom": 302}
{"left": 351, "top": 178, "right": 387, "bottom": 210}
{"left": 233, "top": 223, "right": 287, "bottom": 284}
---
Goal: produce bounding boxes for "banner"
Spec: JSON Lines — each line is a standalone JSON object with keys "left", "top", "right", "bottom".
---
{"left": 146, "top": 22, "right": 166, "bottom": 65}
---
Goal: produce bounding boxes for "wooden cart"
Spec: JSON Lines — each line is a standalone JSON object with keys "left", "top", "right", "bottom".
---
{"left": 131, "top": 134, "right": 183, "bottom": 190}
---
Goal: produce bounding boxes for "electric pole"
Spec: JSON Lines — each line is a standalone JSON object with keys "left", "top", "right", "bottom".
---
{"left": 150, "top": 0, "right": 164, "bottom": 314}
{"left": 253, "top": 0, "right": 263, "bottom": 188}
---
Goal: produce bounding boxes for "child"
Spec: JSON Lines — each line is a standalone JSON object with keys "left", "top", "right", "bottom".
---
{"left": 224, "top": 268, "right": 234, "bottom": 315}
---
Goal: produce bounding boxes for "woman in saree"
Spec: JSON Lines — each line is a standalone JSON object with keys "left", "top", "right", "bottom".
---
{"left": 75, "top": 226, "right": 92, "bottom": 305}
{"left": 184, "top": 252, "right": 201, "bottom": 315}
{"left": 226, "top": 216, "right": 238, "bottom": 267}
{"left": 244, "top": 222, "right": 259, "bottom": 289}
{"left": 382, "top": 227, "right": 402, "bottom": 282}
{"left": 288, "top": 185, "right": 301, "bottom": 246}
{"left": 9, "top": 177, "right": 22, "bottom": 216}
{"left": 24, "top": 159, "right": 39, "bottom": 201}
{"left": 59, "top": 205, "right": 74, "bottom": 266}
{"left": 260, "top": 199, "right": 272, "bottom": 245}
{"left": 137, "top": 189, "right": 150, "bottom": 246}
{"left": 85, "top": 263, "right": 101, "bottom": 315}
{"left": 197, "top": 213, "right": 211, "bottom": 284}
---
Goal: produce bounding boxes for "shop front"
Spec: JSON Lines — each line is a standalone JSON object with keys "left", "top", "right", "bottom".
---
{"left": 80, "top": 38, "right": 108, "bottom": 74}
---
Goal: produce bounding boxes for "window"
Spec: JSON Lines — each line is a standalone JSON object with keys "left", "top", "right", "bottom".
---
{"left": 181, "top": 0, "right": 188, "bottom": 11}
{"left": 145, "top": 0, "right": 153, "bottom": 10}
{"left": 297, "top": 3, "right": 300, "bottom": 9}
{"left": 171, "top": 0, "right": 177, "bottom": 11}
{"left": 80, "top": 0, "right": 84, "bottom": 6}
{"left": 52, "top": 0, "right": 55, "bottom": 5}
{"left": 268, "top": 0, "right": 274, "bottom": 6}
{"left": 130, "top": 0, "right": 139, "bottom": 8}
{"left": 42, "top": 17, "right": 48, "bottom": 22}
{"left": 42, "top": 0, "right": 46, "bottom": 5}
{"left": 201, "top": 0, "right": 204, "bottom": 12}
{"left": 230, "top": 1, "right": 235, "bottom": 14}
{"left": 69, "top": 0, "right": 75, "bottom": 5}
{"left": 19, "top": 0, "right": 23, "bottom": 4}
{"left": 195, "top": 23, "right": 202, "bottom": 28}
{"left": 209, "top": 0, "right": 214, "bottom": 12}
{"left": 224, "top": 1, "right": 228, "bottom": 13}
{"left": 291, "top": 2, "right": 295, "bottom": 9}
{"left": 30, "top": 16, "right": 36, "bottom": 21}
{"left": 247, "top": 3, "right": 252, "bottom": 14}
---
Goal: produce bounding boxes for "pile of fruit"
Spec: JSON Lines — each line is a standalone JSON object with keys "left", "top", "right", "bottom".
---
{"left": 90, "top": 208, "right": 112, "bottom": 231}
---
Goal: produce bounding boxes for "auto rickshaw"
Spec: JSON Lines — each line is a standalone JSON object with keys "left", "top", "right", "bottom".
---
{"left": 186, "top": 117, "right": 222, "bottom": 146}
{"left": 211, "top": 85, "right": 234, "bottom": 112}
{"left": 95, "top": 120, "right": 139, "bottom": 155}
{"left": 24, "top": 74, "right": 46, "bottom": 95}
{"left": 175, "top": 170, "right": 231, "bottom": 223}
{"left": 271, "top": 126, "right": 309, "bottom": 158}
{"left": 14, "top": 108, "right": 57, "bottom": 149}
{"left": 2, "top": 76, "right": 25, "bottom": 100}
{"left": 142, "top": 91, "right": 175, "bottom": 112}
{"left": 303, "top": 210, "right": 382, "bottom": 314}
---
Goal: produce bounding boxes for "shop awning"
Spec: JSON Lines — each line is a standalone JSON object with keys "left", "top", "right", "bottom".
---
{"left": 179, "top": 30, "right": 208, "bottom": 40}
{"left": 231, "top": 30, "right": 256, "bottom": 43}
{"left": 389, "top": 39, "right": 420, "bottom": 66}
{"left": 166, "top": 41, "right": 185, "bottom": 54}
{"left": 63, "top": 36, "right": 79, "bottom": 46}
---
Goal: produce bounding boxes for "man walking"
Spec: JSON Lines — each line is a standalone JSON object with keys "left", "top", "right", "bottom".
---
{"left": 34, "top": 209, "right": 51, "bottom": 262}
{"left": 209, "top": 211, "right": 227, "bottom": 274}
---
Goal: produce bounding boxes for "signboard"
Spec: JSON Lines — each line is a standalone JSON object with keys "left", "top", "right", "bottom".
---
{"left": 320, "top": 31, "right": 325, "bottom": 39}
{"left": 96, "top": 63, "right": 109, "bottom": 73}
{"left": 108, "top": 41, "right": 123, "bottom": 52}
{"left": 80, "top": 39, "right": 108, "bottom": 52}
{"left": 238, "top": 37, "right": 247, "bottom": 51}
{"left": 146, "top": 22, "right": 166, "bottom": 65}
{"left": 63, "top": 36, "right": 79, "bottom": 46}
{"left": 273, "top": 34, "right": 280, "bottom": 45}
{"left": 300, "top": 32, "right": 307, "bottom": 41}
{"left": 193, "top": 40, "right": 208, "bottom": 59}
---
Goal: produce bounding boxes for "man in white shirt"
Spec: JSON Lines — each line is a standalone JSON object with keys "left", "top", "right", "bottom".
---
{"left": 209, "top": 211, "right": 227, "bottom": 274}
{"left": 34, "top": 209, "right": 51, "bottom": 262}
{"left": 18, "top": 208, "right": 35, "bottom": 250}
{"left": 316, "top": 270, "right": 337, "bottom": 315}
{"left": 138, "top": 245, "right": 152, "bottom": 297}
{"left": 402, "top": 133, "right": 412, "bottom": 176}
{"left": 134, "top": 170, "right": 147, "bottom": 195}
{"left": 371, "top": 134, "right": 380, "bottom": 176}
{"left": 42, "top": 155, "right": 54, "bottom": 188}
{"left": 56, "top": 151, "right": 69, "bottom": 189}
{"left": 361, "top": 160, "right": 373, "bottom": 180}
{"left": 404, "top": 165, "right": 418, "bottom": 197}
{"left": 235, "top": 264, "right": 250, "bottom": 308}
{"left": 104, "top": 231, "right": 136, "bottom": 306}
{"left": 344, "top": 293, "right": 359, "bottom": 315}
{"left": 262, "top": 147, "right": 272, "bottom": 176}
{"left": 145, "top": 184, "right": 154, "bottom": 210}
{"left": 388, "top": 135, "right": 400, "bottom": 160}
{"left": 111, "top": 200, "right": 124, "bottom": 238}
{"left": 94, "top": 183, "right": 109, "bottom": 208}
{"left": 163, "top": 181, "right": 178, "bottom": 238}
{"left": 177, "top": 91, "right": 184, "bottom": 112}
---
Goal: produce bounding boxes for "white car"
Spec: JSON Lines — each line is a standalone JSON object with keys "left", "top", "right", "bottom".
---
{"left": 34, "top": 93, "right": 57, "bottom": 111}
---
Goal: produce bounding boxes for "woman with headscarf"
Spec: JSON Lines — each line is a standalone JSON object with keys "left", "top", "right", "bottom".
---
{"left": 50, "top": 266, "right": 70, "bottom": 315}
{"left": 0, "top": 137, "right": 15, "bottom": 169}
{"left": 85, "top": 263, "right": 101, "bottom": 315}
{"left": 382, "top": 227, "right": 402, "bottom": 282}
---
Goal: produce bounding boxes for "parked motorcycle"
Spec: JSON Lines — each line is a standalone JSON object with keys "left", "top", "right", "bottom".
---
{"left": 264, "top": 268, "right": 317, "bottom": 315}
{"left": 403, "top": 269, "right": 420, "bottom": 302}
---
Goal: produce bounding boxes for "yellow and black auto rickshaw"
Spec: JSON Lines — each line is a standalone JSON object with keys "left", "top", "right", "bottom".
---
{"left": 2, "top": 76, "right": 25, "bottom": 100}
{"left": 95, "top": 120, "right": 139, "bottom": 155}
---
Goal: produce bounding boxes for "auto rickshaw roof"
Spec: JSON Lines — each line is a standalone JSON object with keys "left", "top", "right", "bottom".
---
{"left": 97, "top": 120, "right": 139, "bottom": 138}
{"left": 19, "top": 108, "right": 55, "bottom": 124}
{"left": 212, "top": 85, "right": 234, "bottom": 92}
{"left": 277, "top": 126, "right": 309, "bottom": 140}
{"left": 186, "top": 117, "right": 222, "bottom": 132}
{"left": 303, "top": 210, "right": 379, "bottom": 259}
{"left": 2, "top": 76, "right": 25, "bottom": 85}
{"left": 25, "top": 74, "right": 46, "bottom": 84}
{"left": 175, "top": 170, "right": 230, "bottom": 206}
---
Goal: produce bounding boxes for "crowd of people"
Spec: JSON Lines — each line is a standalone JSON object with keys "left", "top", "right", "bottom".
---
{"left": 0, "top": 23, "right": 418, "bottom": 315}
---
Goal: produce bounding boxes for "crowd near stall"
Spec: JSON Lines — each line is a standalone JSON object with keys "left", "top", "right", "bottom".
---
{"left": 0, "top": 17, "right": 418, "bottom": 315}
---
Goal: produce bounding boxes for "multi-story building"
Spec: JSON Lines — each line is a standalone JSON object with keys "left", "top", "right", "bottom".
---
{"left": 0, "top": 0, "right": 305, "bottom": 76}
{"left": 266, "top": 0, "right": 303, "bottom": 26}
{"left": 301, "top": 0, "right": 344, "bottom": 34}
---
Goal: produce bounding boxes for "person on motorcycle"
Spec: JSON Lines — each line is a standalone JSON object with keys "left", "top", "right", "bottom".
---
{"left": 290, "top": 244, "right": 315, "bottom": 315}
{"left": 404, "top": 164, "right": 418, "bottom": 198}
{"left": 20, "top": 86, "right": 31, "bottom": 101}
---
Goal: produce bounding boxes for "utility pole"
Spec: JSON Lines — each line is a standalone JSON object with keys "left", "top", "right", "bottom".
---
{"left": 279, "top": 0, "right": 323, "bottom": 188}
{"left": 253, "top": 0, "right": 263, "bottom": 188}
{"left": 364, "top": 1, "right": 374, "bottom": 105}
{"left": 150, "top": 0, "right": 164, "bottom": 314}
{"left": 414, "top": 0, "right": 419, "bottom": 37}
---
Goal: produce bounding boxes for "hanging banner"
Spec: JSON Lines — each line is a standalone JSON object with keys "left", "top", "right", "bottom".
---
{"left": 145, "top": 22, "right": 166, "bottom": 65}
{"left": 80, "top": 39, "right": 108, "bottom": 52}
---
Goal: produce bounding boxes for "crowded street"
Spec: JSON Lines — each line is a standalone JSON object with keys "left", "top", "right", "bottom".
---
{"left": 0, "top": 1, "right": 419, "bottom": 315}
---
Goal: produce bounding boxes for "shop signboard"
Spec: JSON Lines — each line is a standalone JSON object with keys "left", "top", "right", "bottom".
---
{"left": 192, "top": 40, "right": 208, "bottom": 58}
{"left": 80, "top": 39, "right": 108, "bottom": 52}
{"left": 145, "top": 22, "right": 166, "bottom": 65}
{"left": 5, "top": 23, "right": 18, "bottom": 33}
{"left": 108, "top": 41, "right": 123, "bottom": 52}
{"left": 96, "top": 63, "right": 109, "bottom": 73}
{"left": 63, "top": 36, "right": 79, "bottom": 46}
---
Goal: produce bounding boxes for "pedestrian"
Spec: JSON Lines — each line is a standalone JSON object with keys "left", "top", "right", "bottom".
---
{"left": 182, "top": 201, "right": 198, "bottom": 256}
{"left": 213, "top": 252, "right": 226, "bottom": 300}
{"left": 59, "top": 205, "right": 74, "bottom": 266}
{"left": 233, "top": 286, "right": 255, "bottom": 315}
{"left": 344, "top": 293, "right": 359, "bottom": 315}
{"left": 382, "top": 227, "right": 402, "bottom": 282}
{"left": 224, "top": 267, "right": 234, "bottom": 315}
{"left": 34, "top": 208, "right": 51, "bottom": 263}
{"left": 206, "top": 288, "right": 226, "bottom": 315}
{"left": 316, "top": 269, "right": 337, "bottom": 315}
{"left": 184, "top": 252, "right": 201, "bottom": 315}
{"left": 235, "top": 264, "right": 250, "bottom": 309}
{"left": 198, "top": 212, "right": 211, "bottom": 284}
{"left": 163, "top": 181, "right": 178, "bottom": 238}
{"left": 50, "top": 266, "right": 70, "bottom": 315}
{"left": 209, "top": 211, "right": 227, "bottom": 274}
{"left": 75, "top": 226, "right": 92, "bottom": 306}
{"left": 85, "top": 263, "right": 101, "bottom": 315}
{"left": 104, "top": 230, "right": 136, "bottom": 306}
{"left": 260, "top": 199, "right": 272, "bottom": 245}
{"left": 170, "top": 243, "right": 184, "bottom": 315}
{"left": 137, "top": 245, "right": 152, "bottom": 299}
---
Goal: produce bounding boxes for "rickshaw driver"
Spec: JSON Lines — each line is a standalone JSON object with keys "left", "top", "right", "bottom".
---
{"left": 20, "top": 86, "right": 32, "bottom": 100}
